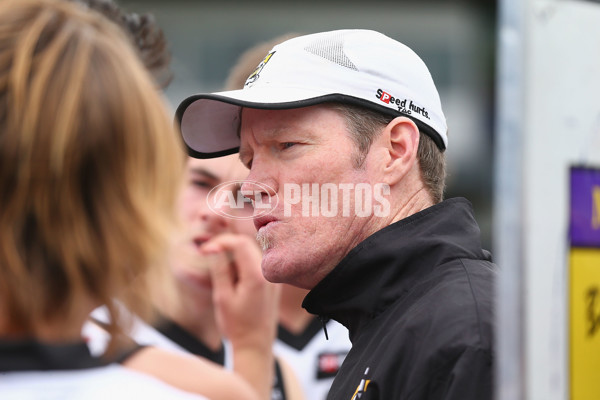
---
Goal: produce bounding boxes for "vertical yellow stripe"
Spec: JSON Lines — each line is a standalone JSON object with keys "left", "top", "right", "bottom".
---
{"left": 592, "top": 185, "right": 600, "bottom": 229}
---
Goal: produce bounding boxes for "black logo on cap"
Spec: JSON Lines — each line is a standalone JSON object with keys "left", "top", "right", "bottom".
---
{"left": 375, "top": 88, "right": 430, "bottom": 119}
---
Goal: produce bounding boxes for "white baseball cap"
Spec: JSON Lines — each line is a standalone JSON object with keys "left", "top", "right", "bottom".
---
{"left": 176, "top": 29, "right": 448, "bottom": 158}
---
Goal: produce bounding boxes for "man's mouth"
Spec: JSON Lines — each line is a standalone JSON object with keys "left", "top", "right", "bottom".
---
{"left": 192, "top": 235, "right": 212, "bottom": 249}
{"left": 254, "top": 215, "right": 278, "bottom": 232}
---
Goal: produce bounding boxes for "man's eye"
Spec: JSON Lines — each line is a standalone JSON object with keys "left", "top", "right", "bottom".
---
{"left": 281, "top": 142, "right": 297, "bottom": 149}
{"left": 191, "top": 180, "right": 211, "bottom": 189}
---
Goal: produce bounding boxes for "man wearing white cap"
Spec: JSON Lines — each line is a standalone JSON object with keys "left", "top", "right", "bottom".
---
{"left": 176, "top": 29, "right": 496, "bottom": 400}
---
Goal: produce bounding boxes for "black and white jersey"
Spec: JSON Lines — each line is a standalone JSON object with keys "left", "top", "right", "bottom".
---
{"left": 274, "top": 318, "right": 351, "bottom": 400}
{"left": 84, "top": 306, "right": 233, "bottom": 368}
{"left": 0, "top": 339, "right": 206, "bottom": 400}
{"left": 84, "top": 306, "right": 288, "bottom": 400}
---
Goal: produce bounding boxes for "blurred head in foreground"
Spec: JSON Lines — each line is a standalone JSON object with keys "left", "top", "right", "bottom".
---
{"left": 0, "top": 0, "right": 183, "bottom": 344}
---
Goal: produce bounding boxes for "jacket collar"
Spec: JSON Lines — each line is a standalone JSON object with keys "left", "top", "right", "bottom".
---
{"left": 302, "top": 198, "right": 490, "bottom": 341}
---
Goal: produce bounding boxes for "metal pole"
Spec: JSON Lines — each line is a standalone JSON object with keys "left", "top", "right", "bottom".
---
{"left": 494, "top": 0, "right": 526, "bottom": 398}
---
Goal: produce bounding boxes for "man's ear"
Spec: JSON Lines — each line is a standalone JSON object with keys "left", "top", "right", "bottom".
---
{"left": 382, "top": 116, "right": 420, "bottom": 186}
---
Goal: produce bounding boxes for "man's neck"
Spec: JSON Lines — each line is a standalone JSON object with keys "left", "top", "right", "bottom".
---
{"left": 390, "top": 186, "right": 434, "bottom": 225}
{"left": 278, "top": 284, "right": 315, "bottom": 334}
{"left": 154, "top": 283, "right": 222, "bottom": 352}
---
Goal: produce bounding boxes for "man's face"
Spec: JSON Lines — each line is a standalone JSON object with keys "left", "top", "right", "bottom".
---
{"left": 239, "top": 106, "right": 388, "bottom": 289}
{"left": 173, "top": 155, "right": 254, "bottom": 290}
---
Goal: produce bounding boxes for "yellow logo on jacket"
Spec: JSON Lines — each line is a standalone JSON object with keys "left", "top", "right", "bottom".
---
{"left": 350, "top": 367, "right": 371, "bottom": 400}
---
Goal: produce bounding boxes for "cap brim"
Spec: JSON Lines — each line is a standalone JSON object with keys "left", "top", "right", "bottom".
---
{"left": 176, "top": 86, "right": 330, "bottom": 159}
{"left": 176, "top": 87, "right": 445, "bottom": 159}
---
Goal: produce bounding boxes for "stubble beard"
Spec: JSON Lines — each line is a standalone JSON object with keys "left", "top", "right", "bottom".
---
{"left": 256, "top": 230, "right": 273, "bottom": 252}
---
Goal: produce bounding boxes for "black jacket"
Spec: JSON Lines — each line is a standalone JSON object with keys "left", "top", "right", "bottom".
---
{"left": 303, "top": 198, "right": 496, "bottom": 400}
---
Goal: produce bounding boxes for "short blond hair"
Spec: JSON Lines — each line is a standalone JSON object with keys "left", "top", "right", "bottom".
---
{"left": 0, "top": 0, "right": 183, "bottom": 343}
{"left": 326, "top": 103, "right": 447, "bottom": 203}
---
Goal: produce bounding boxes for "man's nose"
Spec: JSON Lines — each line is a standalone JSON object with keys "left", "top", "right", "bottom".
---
{"left": 241, "top": 161, "right": 278, "bottom": 211}
{"left": 198, "top": 195, "right": 229, "bottom": 233}
{"left": 240, "top": 182, "right": 274, "bottom": 209}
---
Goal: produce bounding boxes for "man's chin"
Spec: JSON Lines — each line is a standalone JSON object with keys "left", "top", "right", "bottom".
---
{"left": 260, "top": 258, "right": 280, "bottom": 283}
{"left": 261, "top": 254, "right": 311, "bottom": 289}
{"left": 260, "top": 251, "right": 290, "bottom": 284}
{"left": 177, "top": 269, "right": 213, "bottom": 291}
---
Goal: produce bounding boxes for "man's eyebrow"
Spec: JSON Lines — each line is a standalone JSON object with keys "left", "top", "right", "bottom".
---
{"left": 189, "top": 167, "right": 219, "bottom": 181}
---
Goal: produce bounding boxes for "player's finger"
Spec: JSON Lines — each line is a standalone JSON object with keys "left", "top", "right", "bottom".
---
{"left": 200, "top": 247, "right": 233, "bottom": 295}
{"left": 202, "top": 234, "right": 262, "bottom": 282}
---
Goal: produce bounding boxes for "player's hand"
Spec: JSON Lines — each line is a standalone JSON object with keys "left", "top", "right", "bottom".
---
{"left": 200, "top": 234, "right": 280, "bottom": 351}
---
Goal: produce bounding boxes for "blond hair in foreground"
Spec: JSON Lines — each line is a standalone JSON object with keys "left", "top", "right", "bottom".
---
{"left": 0, "top": 0, "right": 184, "bottom": 346}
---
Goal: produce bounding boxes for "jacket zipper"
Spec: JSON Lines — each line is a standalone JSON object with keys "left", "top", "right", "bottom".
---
{"left": 319, "top": 315, "right": 330, "bottom": 340}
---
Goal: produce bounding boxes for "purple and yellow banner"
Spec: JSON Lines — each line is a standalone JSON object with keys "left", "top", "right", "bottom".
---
{"left": 570, "top": 166, "right": 600, "bottom": 400}
{"left": 570, "top": 167, "right": 600, "bottom": 247}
